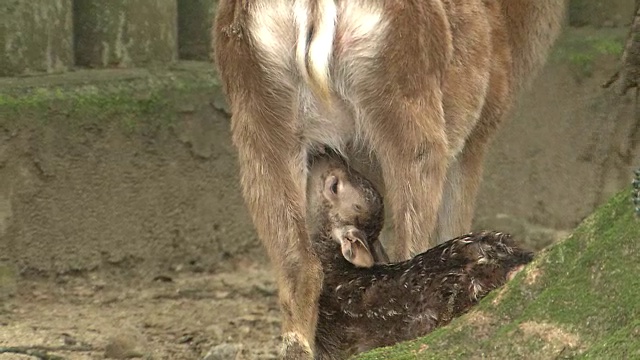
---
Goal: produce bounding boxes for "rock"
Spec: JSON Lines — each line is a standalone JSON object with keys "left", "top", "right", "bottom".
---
{"left": 0, "top": 261, "right": 17, "bottom": 300}
{"left": 61, "top": 333, "right": 78, "bottom": 346}
{"left": 202, "top": 343, "right": 243, "bottom": 360}
{"left": 205, "top": 324, "right": 224, "bottom": 341}
{"left": 211, "top": 91, "right": 231, "bottom": 115}
{"left": 104, "top": 334, "right": 146, "bottom": 359}
{"left": 252, "top": 283, "right": 277, "bottom": 297}
{"left": 214, "top": 291, "right": 231, "bottom": 299}
{"left": 177, "top": 334, "right": 194, "bottom": 344}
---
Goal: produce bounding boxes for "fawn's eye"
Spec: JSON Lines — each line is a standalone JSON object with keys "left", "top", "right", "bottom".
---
{"left": 330, "top": 178, "right": 339, "bottom": 195}
{"left": 354, "top": 204, "right": 362, "bottom": 212}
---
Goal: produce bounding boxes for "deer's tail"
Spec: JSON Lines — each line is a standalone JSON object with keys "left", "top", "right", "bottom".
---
{"left": 294, "top": 0, "right": 337, "bottom": 103}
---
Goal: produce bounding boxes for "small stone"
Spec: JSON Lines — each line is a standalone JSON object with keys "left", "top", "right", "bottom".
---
{"left": 202, "top": 343, "right": 243, "bottom": 360}
{"left": 62, "top": 333, "right": 78, "bottom": 346}
{"left": 104, "top": 334, "right": 145, "bottom": 359}
{"left": 239, "top": 326, "right": 251, "bottom": 335}
{"left": 214, "top": 291, "right": 230, "bottom": 299}
{"left": 205, "top": 324, "right": 224, "bottom": 340}
{"left": 211, "top": 92, "right": 231, "bottom": 115}
{"left": 173, "top": 264, "right": 185, "bottom": 272}
{"left": 152, "top": 275, "right": 174, "bottom": 283}
{"left": 177, "top": 334, "right": 194, "bottom": 344}
{"left": 253, "top": 283, "right": 276, "bottom": 296}
{"left": 0, "top": 262, "right": 17, "bottom": 301}
{"left": 92, "top": 280, "right": 107, "bottom": 290}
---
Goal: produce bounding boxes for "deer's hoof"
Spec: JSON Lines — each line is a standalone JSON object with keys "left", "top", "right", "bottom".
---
{"left": 281, "top": 332, "right": 313, "bottom": 360}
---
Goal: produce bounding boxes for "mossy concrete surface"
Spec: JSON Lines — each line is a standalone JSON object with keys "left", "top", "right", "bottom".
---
{"left": 0, "top": 61, "right": 224, "bottom": 131}
{"left": 178, "top": 0, "right": 218, "bottom": 61}
{"left": 0, "top": 62, "right": 260, "bottom": 276}
{"left": 549, "top": 27, "right": 626, "bottom": 80}
{"left": 356, "top": 189, "right": 640, "bottom": 359}
{"left": 0, "top": 0, "right": 73, "bottom": 76}
{"left": 569, "top": 0, "right": 635, "bottom": 28}
{"left": 73, "top": 0, "right": 178, "bottom": 68}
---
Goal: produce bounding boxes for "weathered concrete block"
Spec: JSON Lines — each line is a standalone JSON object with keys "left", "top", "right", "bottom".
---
{"left": 0, "top": 0, "right": 74, "bottom": 76}
{"left": 178, "top": 0, "right": 218, "bottom": 61}
{"left": 569, "top": 0, "right": 635, "bottom": 28}
{"left": 74, "top": 0, "right": 178, "bottom": 68}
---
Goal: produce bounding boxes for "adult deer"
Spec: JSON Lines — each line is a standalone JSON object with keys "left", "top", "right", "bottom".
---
{"left": 212, "top": 0, "right": 566, "bottom": 358}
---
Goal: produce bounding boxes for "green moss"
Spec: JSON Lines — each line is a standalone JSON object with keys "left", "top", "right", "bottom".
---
{"left": 0, "top": 63, "right": 222, "bottom": 134}
{"left": 355, "top": 189, "right": 640, "bottom": 359}
{"left": 580, "top": 320, "right": 640, "bottom": 358}
{"left": 550, "top": 28, "right": 626, "bottom": 80}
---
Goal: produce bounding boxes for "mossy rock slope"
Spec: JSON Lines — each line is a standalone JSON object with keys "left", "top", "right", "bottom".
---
{"left": 356, "top": 189, "right": 640, "bottom": 359}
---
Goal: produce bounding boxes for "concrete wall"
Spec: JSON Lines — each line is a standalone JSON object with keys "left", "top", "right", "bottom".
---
{"left": 1, "top": 0, "right": 635, "bottom": 70}
{"left": 0, "top": 0, "right": 74, "bottom": 76}
{"left": 569, "top": 0, "right": 636, "bottom": 27}
{"left": 74, "top": 0, "right": 178, "bottom": 68}
{"left": 0, "top": 0, "right": 217, "bottom": 76}
{"left": 178, "top": 0, "right": 218, "bottom": 61}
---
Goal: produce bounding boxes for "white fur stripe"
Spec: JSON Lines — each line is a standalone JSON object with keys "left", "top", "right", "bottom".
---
{"left": 307, "top": 0, "right": 337, "bottom": 99}
{"left": 294, "top": 0, "right": 310, "bottom": 83}
{"left": 304, "top": 0, "right": 337, "bottom": 102}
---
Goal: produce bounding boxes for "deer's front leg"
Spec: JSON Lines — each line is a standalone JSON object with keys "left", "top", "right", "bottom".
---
{"left": 433, "top": 131, "right": 491, "bottom": 243}
{"left": 232, "top": 107, "right": 322, "bottom": 359}
{"left": 351, "top": 0, "right": 452, "bottom": 261}
{"left": 434, "top": 61, "right": 513, "bottom": 243}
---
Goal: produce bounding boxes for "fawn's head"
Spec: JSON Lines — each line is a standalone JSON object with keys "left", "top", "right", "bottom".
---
{"left": 307, "top": 153, "right": 386, "bottom": 268}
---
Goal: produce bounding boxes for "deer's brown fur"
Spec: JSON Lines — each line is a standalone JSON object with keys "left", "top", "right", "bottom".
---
{"left": 212, "top": 0, "right": 566, "bottom": 357}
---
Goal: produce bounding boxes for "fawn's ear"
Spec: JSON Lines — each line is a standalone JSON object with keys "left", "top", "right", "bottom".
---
{"left": 335, "top": 227, "right": 374, "bottom": 268}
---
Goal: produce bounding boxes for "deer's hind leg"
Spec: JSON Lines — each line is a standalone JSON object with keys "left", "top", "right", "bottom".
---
{"left": 213, "top": 6, "right": 323, "bottom": 360}
{"left": 230, "top": 103, "right": 323, "bottom": 359}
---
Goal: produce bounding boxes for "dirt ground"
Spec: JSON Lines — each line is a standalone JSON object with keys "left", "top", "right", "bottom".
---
{"left": 1, "top": 260, "right": 282, "bottom": 360}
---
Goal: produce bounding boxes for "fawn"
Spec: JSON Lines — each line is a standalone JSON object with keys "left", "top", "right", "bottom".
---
{"left": 307, "top": 153, "right": 533, "bottom": 359}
